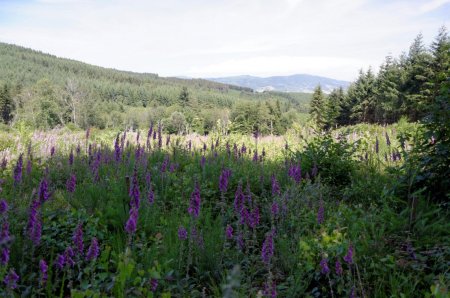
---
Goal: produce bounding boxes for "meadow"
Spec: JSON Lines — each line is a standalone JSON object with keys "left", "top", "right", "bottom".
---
{"left": 0, "top": 122, "right": 448, "bottom": 298}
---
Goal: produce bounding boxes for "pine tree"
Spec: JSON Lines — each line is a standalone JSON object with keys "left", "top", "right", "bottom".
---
{"left": 324, "top": 87, "right": 343, "bottom": 129}
{"left": 429, "top": 26, "right": 450, "bottom": 99}
{"left": 401, "top": 33, "right": 434, "bottom": 121}
{"left": 374, "top": 55, "right": 402, "bottom": 124}
{"left": 310, "top": 85, "right": 326, "bottom": 128}
{"left": 178, "top": 86, "right": 190, "bottom": 107}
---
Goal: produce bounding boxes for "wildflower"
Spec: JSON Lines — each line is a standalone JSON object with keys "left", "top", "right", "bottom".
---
{"left": 225, "top": 225, "right": 233, "bottom": 240}
{"left": 38, "top": 177, "right": 50, "bottom": 204}
{"left": 0, "top": 248, "right": 9, "bottom": 265}
{"left": 50, "top": 146, "right": 55, "bottom": 157}
{"left": 13, "top": 153, "right": 23, "bottom": 184}
{"left": 271, "top": 175, "right": 280, "bottom": 196}
{"left": 188, "top": 183, "right": 201, "bottom": 218}
{"left": 73, "top": 224, "right": 84, "bottom": 254}
{"left": 64, "top": 247, "right": 75, "bottom": 267}
{"left": 125, "top": 207, "right": 139, "bottom": 234}
{"left": 263, "top": 281, "right": 277, "bottom": 298}
{"left": 288, "top": 163, "right": 301, "bottom": 184}
{"left": 150, "top": 278, "right": 158, "bottom": 292}
{"left": 55, "top": 254, "right": 65, "bottom": 270}
{"left": 66, "top": 174, "right": 76, "bottom": 193}
{"left": 39, "top": 259, "right": 48, "bottom": 285}
{"left": 86, "top": 237, "right": 100, "bottom": 261}
{"left": 178, "top": 226, "right": 188, "bottom": 240}
{"left": 0, "top": 199, "right": 8, "bottom": 214}
{"left": 311, "top": 163, "right": 318, "bottom": 178}
{"left": 249, "top": 206, "right": 260, "bottom": 229}
{"left": 344, "top": 244, "right": 354, "bottom": 264}
{"left": 385, "top": 132, "right": 391, "bottom": 146}
{"left": 28, "top": 200, "right": 42, "bottom": 245}
{"left": 375, "top": 137, "right": 379, "bottom": 154}
{"left": 320, "top": 258, "right": 330, "bottom": 275}
{"left": 271, "top": 201, "right": 279, "bottom": 217}
{"left": 200, "top": 155, "right": 206, "bottom": 168}
{"left": 1, "top": 221, "right": 11, "bottom": 242}
{"left": 335, "top": 259, "right": 343, "bottom": 275}
{"left": 261, "top": 231, "right": 274, "bottom": 264}
{"left": 349, "top": 287, "right": 356, "bottom": 298}
{"left": 129, "top": 168, "right": 140, "bottom": 209}
{"left": 219, "top": 168, "right": 232, "bottom": 193}
{"left": 69, "top": 149, "right": 74, "bottom": 166}
{"left": 234, "top": 183, "right": 245, "bottom": 214}
{"left": 236, "top": 232, "right": 245, "bottom": 250}
{"left": 114, "top": 134, "right": 121, "bottom": 162}
{"left": 3, "top": 269, "right": 19, "bottom": 289}
{"left": 160, "top": 156, "right": 169, "bottom": 173}
{"left": 252, "top": 150, "right": 258, "bottom": 162}
{"left": 317, "top": 200, "right": 324, "bottom": 225}
{"left": 86, "top": 127, "right": 91, "bottom": 139}
{"left": 147, "top": 187, "right": 155, "bottom": 204}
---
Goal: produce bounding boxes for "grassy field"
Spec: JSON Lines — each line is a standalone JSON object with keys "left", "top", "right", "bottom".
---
{"left": 0, "top": 123, "right": 448, "bottom": 297}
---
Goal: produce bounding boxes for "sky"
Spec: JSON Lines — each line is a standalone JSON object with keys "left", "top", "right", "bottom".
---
{"left": 0, "top": 0, "right": 449, "bottom": 81}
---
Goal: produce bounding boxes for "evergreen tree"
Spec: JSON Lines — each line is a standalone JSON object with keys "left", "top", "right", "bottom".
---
{"left": 429, "top": 26, "right": 450, "bottom": 99}
{"left": 178, "top": 86, "right": 190, "bottom": 107}
{"left": 310, "top": 85, "right": 326, "bottom": 128}
{"left": 401, "top": 33, "right": 434, "bottom": 121}
{"left": 324, "top": 87, "right": 343, "bottom": 129}
{"left": 350, "top": 68, "right": 376, "bottom": 123}
{"left": 374, "top": 55, "right": 402, "bottom": 124}
{"left": 0, "top": 83, "right": 14, "bottom": 124}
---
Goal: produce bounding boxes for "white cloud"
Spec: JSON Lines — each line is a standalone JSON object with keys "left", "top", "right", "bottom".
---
{"left": 0, "top": 0, "right": 448, "bottom": 81}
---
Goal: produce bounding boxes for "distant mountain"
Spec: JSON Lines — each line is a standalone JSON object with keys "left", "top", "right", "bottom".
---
{"left": 206, "top": 74, "right": 350, "bottom": 93}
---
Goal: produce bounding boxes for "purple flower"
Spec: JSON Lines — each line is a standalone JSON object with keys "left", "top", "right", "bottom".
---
{"left": 0, "top": 199, "right": 8, "bottom": 214}
{"left": 39, "top": 259, "right": 48, "bottom": 285}
{"left": 344, "top": 244, "right": 354, "bottom": 264}
{"left": 55, "top": 254, "right": 65, "bottom": 270}
{"left": 271, "top": 201, "right": 279, "bottom": 217}
{"left": 69, "top": 149, "right": 74, "bottom": 166}
{"left": 38, "top": 178, "right": 50, "bottom": 203}
{"left": 129, "top": 168, "right": 141, "bottom": 209}
{"left": 190, "top": 226, "right": 204, "bottom": 249}
{"left": 248, "top": 206, "right": 260, "bottom": 229}
{"left": 160, "top": 156, "right": 169, "bottom": 173}
{"left": 50, "top": 146, "right": 55, "bottom": 157}
{"left": 114, "top": 134, "right": 121, "bottom": 162}
{"left": 178, "top": 226, "right": 188, "bottom": 240}
{"left": 13, "top": 153, "right": 23, "bottom": 184}
{"left": 4, "top": 269, "right": 19, "bottom": 289}
{"left": 200, "top": 155, "right": 206, "bottom": 168}
{"left": 261, "top": 231, "right": 274, "bottom": 264}
{"left": 375, "top": 137, "right": 379, "bottom": 154}
{"left": 66, "top": 174, "right": 76, "bottom": 193}
{"left": 385, "top": 132, "right": 391, "bottom": 146}
{"left": 263, "top": 281, "right": 277, "bottom": 298}
{"left": 64, "top": 247, "right": 75, "bottom": 267}
{"left": 125, "top": 207, "right": 139, "bottom": 235}
{"left": 320, "top": 258, "right": 330, "bottom": 275}
{"left": 28, "top": 200, "right": 42, "bottom": 245}
{"left": 150, "top": 278, "right": 158, "bottom": 292}
{"left": 219, "top": 168, "right": 232, "bottom": 193}
{"left": 225, "top": 225, "right": 233, "bottom": 240}
{"left": 252, "top": 150, "right": 258, "bottom": 162}
{"left": 73, "top": 224, "right": 84, "bottom": 254}
{"left": 317, "top": 200, "right": 324, "bottom": 225}
{"left": 1, "top": 248, "right": 9, "bottom": 265}
{"left": 86, "top": 237, "right": 100, "bottom": 261}
{"left": 349, "top": 287, "right": 356, "bottom": 298}
{"left": 188, "top": 182, "right": 201, "bottom": 218}
{"left": 335, "top": 259, "right": 343, "bottom": 275}
{"left": 271, "top": 175, "right": 281, "bottom": 196}
{"left": 147, "top": 187, "right": 155, "bottom": 204}
{"left": 234, "top": 183, "right": 245, "bottom": 215}
{"left": 236, "top": 232, "right": 245, "bottom": 250}
{"left": 288, "top": 163, "right": 302, "bottom": 184}
{"left": 1, "top": 221, "right": 11, "bottom": 242}
{"left": 1, "top": 157, "right": 8, "bottom": 169}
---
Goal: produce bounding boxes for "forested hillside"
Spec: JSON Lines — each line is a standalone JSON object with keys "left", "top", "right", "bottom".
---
{"left": 0, "top": 42, "right": 311, "bottom": 134}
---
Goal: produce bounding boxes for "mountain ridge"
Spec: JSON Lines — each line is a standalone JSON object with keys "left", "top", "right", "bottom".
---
{"left": 206, "top": 73, "right": 350, "bottom": 93}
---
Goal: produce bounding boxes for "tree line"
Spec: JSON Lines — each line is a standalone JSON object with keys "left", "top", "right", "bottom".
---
{"left": 310, "top": 27, "right": 449, "bottom": 130}
{"left": 0, "top": 42, "right": 310, "bottom": 134}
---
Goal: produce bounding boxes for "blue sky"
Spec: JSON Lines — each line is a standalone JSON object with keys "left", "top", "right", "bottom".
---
{"left": 0, "top": 0, "right": 448, "bottom": 81}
